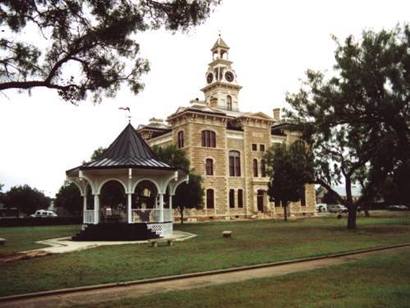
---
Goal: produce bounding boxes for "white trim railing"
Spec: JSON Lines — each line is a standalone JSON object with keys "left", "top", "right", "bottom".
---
{"left": 84, "top": 210, "right": 95, "bottom": 224}
{"left": 132, "top": 209, "right": 173, "bottom": 223}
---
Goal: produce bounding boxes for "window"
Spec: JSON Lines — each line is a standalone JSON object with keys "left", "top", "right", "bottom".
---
{"left": 201, "top": 130, "right": 216, "bottom": 147}
{"left": 260, "top": 144, "right": 265, "bottom": 152}
{"left": 229, "top": 151, "right": 241, "bottom": 176}
{"left": 238, "top": 189, "right": 244, "bottom": 208}
{"left": 253, "top": 159, "right": 258, "bottom": 177}
{"left": 275, "top": 199, "right": 281, "bottom": 207}
{"left": 206, "top": 189, "right": 214, "bottom": 209}
{"left": 252, "top": 144, "right": 257, "bottom": 151}
{"left": 205, "top": 158, "right": 214, "bottom": 175}
{"left": 301, "top": 187, "right": 306, "bottom": 206}
{"left": 227, "top": 95, "right": 232, "bottom": 111}
{"left": 177, "top": 131, "right": 184, "bottom": 148}
{"left": 229, "top": 189, "right": 235, "bottom": 208}
{"left": 261, "top": 159, "right": 266, "bottom": 177}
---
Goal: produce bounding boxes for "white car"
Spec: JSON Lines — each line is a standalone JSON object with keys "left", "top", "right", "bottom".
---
{"left": 30, "top": 210, "right": 58, "bottom": 217}
{"left": 316, "top": 203, "right": 327, "bottom": 212}
{"left": 327, "top": 204, "right": 348, "bottom": 213}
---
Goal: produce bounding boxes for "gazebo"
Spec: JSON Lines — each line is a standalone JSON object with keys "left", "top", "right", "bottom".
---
{"left": 66, "top": 123, "right": 188, "bottom": 241}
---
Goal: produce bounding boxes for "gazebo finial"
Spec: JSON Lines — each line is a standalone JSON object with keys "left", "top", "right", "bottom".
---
{"left": 119, "top": 106, "right": 131, "bottom": 124}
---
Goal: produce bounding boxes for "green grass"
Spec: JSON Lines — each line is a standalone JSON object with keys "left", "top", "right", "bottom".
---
{"left": 0, "top": 215, "right": 409, "bottom": 297}
{"left": 0, "top": 225, "right": 81, "bottom": 256}
{"left": 81, "top": 248, "right": 410, "bottom": 308}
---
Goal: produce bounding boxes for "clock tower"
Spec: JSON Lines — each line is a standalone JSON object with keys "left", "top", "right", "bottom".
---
{"left": 201, "top": 36, "right": 242, "bottom": 112}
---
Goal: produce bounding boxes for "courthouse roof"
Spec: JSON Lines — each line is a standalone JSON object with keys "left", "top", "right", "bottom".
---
{"left": 68, "top": 123, "right": 175, "bottom": 172}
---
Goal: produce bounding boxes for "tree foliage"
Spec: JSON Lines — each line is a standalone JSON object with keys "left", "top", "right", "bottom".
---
{"left": 3, "top": 184, "right": 50, "bottom": 214}
{"left": 152, "top": 144, "right": 202, "bottom": 223}
{"left": 265, "top": 141, "right": 313, "bottom": 221}
{"left": 0, "top": 0, "right": 221, "bottom": 103}
{"left": 173, "top": 173, "right": 203, "bottom": 224}
{"left": 91, "top": 147, "right": 107, "bottom": 161}
{"left": 54, "top": 182, "right": 82, "bottom": 215}
{"left": 286, "top": 25, "right": 410, "bottom": 228}
{"left": 152, "top": 144, "right": 190, "bottom": 172}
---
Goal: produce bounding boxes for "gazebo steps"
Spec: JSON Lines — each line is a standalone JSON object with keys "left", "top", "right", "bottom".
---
{"left": 72, "top": 223, "right": 160, "bottom": 241}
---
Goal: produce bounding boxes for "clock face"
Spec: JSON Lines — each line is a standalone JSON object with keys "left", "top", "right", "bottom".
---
{"left": 206, "top": 72, "right": 213, "bottom": 84}
{"left": 225, "top": 71, "right": 234, "bottom": 82}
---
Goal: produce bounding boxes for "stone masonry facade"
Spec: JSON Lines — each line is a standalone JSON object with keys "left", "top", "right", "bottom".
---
{"left": 137, "top": 37, "right": 316, "bottom": 221}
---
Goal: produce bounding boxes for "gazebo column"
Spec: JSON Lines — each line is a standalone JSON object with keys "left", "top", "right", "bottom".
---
{"left": 94, "top": 194, "right": 100, "bottom": 224}
{"left": 159, "top": 193, "right": 164, "bottom": 222}
{"left": 168, "top": 194, "right": 173, "bottom": 222}
{"left": 128, "top": 168, "right": 133, "bottom": 224}
{"left": 82, "top": 194, "right": 87, "bottom": 224}
{"left": 127, "top": 192, "right": 132, "bottom": 223}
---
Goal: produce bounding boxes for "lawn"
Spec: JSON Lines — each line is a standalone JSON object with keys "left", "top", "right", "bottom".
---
{"left": 0, "top": 225, "right": 81, "bottom": 256}
{"left": 81, "top": 247, "right": 410, "bottom": 308}
{"left": 0, "top": 214, "right": 409, "bottom": 297}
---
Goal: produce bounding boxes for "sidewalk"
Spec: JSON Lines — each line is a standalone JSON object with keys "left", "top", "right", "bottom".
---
{"left": 1, "top": 244, "right": 409, "bottom": 308}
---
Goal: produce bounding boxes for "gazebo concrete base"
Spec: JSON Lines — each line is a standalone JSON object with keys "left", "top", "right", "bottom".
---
{"left": 72, "top": 223, "right": 162, "bottom": 241}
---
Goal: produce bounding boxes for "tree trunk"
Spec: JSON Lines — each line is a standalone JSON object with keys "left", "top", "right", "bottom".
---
{"left": 347, "top": 207, "right": 357, "bottom": 229}
{"left": 364, "top": 204, "right": 370, "bottom": 217}
{"left": 179, "top": 206, "right": 184, "bottom": 225}
{"left": 283, "top": 201, "right": 288, "bottom": 222}
{"left": 345, "top": 177, "right": 357, "bottom": 229}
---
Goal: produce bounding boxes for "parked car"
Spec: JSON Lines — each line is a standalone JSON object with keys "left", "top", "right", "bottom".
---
{"left": 387, "top": 205, "right": 409, "bottom": 211}
{"left": 30, "top": 210, "right": 58, "bottom": 217}
{"left": 315, "top": 203, "right": 327, "bottom": 212}
{"left": 327, "top": 204, "right": 348, "bottom": 213}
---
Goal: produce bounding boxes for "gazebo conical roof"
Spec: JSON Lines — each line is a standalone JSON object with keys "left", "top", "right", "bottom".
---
{"left": 78, "top": 123, "right": 175, "bottom": 171}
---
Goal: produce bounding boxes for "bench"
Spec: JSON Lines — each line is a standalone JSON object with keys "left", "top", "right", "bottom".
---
{"left": 148, "top": 238, "right": 175, "bottom": 247}
{"left": 222, "top": 231, "right": 232, "bottom": 238}
{"left": 0, "top": 238, "right": 6, "bottom": 245}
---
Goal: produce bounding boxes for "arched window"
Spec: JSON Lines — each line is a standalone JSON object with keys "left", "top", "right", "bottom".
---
{"left": 205, "top": 158, "right": 214, "bottom": 175}
{"left": 229, "top": 151, "right": 241, "bottom": 177}
{"left": 206, "top": 189, "right": 214, "bottom": 209}
{"left": 201, "top": 130, "right": 216, "bottom": 147}
{"left": 177, "top": 131, "right": 184, "bottom": 148}
{"left": 253, "top": 159, "right": 258, "bottom": 177}
{"left": 238, "top": 189, "right": 244, "bottom": 208}
{"left": 229, "top": 189, "right": 235, "bottom": 208}
{"left": 227, "top": 95, "right": 232, "bottom": 111}
{"left": 301, "top": 186, "right": 306, "bottom": 206}
{"left": 261, "top": 159, "right": 266, "bottom": 177}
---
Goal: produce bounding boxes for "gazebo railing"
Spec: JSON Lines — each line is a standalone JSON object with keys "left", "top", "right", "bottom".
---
{"left": 132, "top": 209, "right": 173, "bottom": 223}
{"left": 84, "top": 210, "right": 95, "bottom": 224}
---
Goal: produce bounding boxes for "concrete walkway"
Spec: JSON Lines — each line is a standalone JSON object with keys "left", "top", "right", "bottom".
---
{"left": 1, "top": 245, "right": 409, "bottom": 308}
{"left": 24, "top": 230, "right": 197, "bottom": 254}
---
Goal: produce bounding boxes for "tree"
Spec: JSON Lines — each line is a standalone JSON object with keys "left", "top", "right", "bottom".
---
{"left": 173, "top": 173, "right": 203, "bottom": 224}
{"left": 91, "top": 147, "right": 107, "bottom": 161}
{"left": 0, "top": 0, "right": 221, "bottom": 103}
{"left": 54, "top": 182, "right": 82, "bottom": 216}
{"left": 152, "top": 144, "right": 202, "bottom": 223}
{"left": 3, "top": 184, "right": 50, "bottom": 214}
{"left": 0, "top": 183, "right": 4, "bottom": 205}
{"left": 152, "top": 144, "right": 190, "bottom": 172}
{"left": 265, "top": 141, "right": 313, "bottom": 221}
{"left": 287, "top": 25, "right": 410, "bottom": 229}
{"left": 322, "top": 190, "right": 339, "bottom": 205}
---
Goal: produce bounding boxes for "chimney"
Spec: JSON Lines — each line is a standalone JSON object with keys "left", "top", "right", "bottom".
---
{"left": 272, "top": 108, "right": 281, "bottom": 121}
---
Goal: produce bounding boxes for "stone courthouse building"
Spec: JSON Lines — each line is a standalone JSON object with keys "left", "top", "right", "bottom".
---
{"left": 137, "top": 37, "right": 316, "bottom": 221}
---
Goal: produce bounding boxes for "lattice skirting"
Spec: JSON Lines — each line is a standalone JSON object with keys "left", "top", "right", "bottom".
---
{"left": 147, "top": 222, "right": 173, "bottom": 237}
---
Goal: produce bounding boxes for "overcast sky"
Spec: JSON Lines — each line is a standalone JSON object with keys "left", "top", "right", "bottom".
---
{"left": 1, "top": 0, "right": 409, "bottom": 197}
